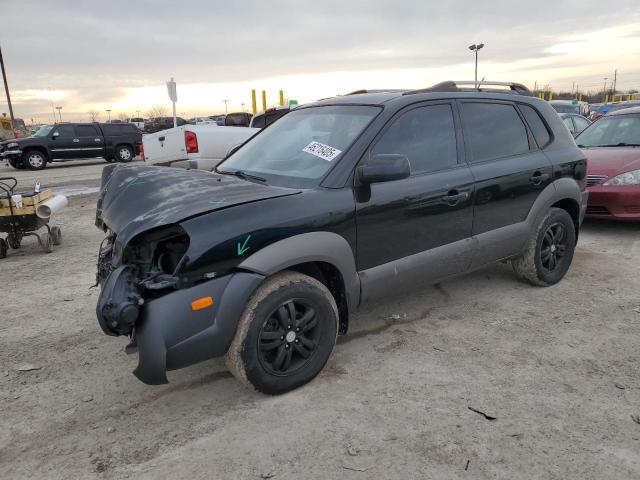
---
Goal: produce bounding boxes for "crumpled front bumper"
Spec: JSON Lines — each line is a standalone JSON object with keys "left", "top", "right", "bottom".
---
{"left": 101, "top": 271, "right": 264, "bottom": 385}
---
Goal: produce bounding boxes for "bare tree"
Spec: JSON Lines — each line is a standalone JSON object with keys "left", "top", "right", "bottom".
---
{"left": 146, "top": 105, "right": 168, "bottom": 118}
{"left": 117, "top": 112, "right": 129, "bottom": 121}
{"left": 88, "top": 110, "right": 101, "bottom": 122}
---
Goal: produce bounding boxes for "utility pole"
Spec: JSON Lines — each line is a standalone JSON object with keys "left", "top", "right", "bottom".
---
{"left": 603, "top": 78, "right": 608, "bottom": 102}
{"left": 612, "top": 69, "right": 617, "bottom": 98}
{"left": 0, "top": 45, "right": 16, "bottom": 135}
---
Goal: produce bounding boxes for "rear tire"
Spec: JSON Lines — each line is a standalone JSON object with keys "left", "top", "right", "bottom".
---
{"left": 24, "top": 150, "right": 47, "bottom": 170}
{"left": 225, "top": 271, "right": 339, "bottom": 395}
{"left": 50, "top": 226, "right": 62, "bottom": 246}
{"left": 0, "top": 238, "right": 7, "bottom": 259}
{"left": 512, "top": 208, "right": 576, "bottom": 286}
{"left": 114, "top": 145, "right": 133, "bottom": 163}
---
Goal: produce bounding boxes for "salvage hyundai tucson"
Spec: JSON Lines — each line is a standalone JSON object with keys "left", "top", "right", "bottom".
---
{"left": 95, "top": 81, "right": 588, "bottom": 394}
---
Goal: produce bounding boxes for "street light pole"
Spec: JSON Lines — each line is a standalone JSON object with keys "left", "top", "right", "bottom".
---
{"left": 106, "top": 109, "right": 111, "bottom": 122}
{"left": 223, "top": 99, "right": 229, "bottom": 114}
{"left": 468, "top": 43, "right": 485, "bottom": 87}
{"left": 55, "top": 106, "right": 62, "bottom": 122}
{"left": 603, "top": 78, "right": 608, "bottom": 102}
{"left": 0, "top": 45, "right": 16, "bottom": 136}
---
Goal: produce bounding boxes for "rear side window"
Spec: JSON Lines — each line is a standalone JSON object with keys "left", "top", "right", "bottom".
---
{"left": 371, "top": 104, "right": 457, "bottom": 175}
{"left": 519, "top": 104, "right": 551, "bottom": 147}
{"left": 76, "top": 125, "right": 99, "bottom": 136}
{"left": 251, "top": 114, "right": 266, "bottom": 128}
{"left": 573, "top": 116, "right": 590, "bottom": 131}
{"left": 461, "top": 102, "right": 530, "bottom": 162}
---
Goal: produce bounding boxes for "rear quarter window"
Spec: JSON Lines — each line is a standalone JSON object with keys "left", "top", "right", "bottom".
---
{"left": 519, "top": 104, "right": 551, "bottom": 148}
{"left": 461, "top": 102, "right": 530, "bottom": 162}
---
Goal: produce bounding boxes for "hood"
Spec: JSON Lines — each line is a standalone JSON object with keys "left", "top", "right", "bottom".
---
{"left": 583, "top": 147, "right": 640, "bottom": 179}
{"left": 96, "top": 164, "right": 300, "bottom": 245}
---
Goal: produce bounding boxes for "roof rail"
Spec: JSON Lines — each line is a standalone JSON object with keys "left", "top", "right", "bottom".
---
{"left": 345, "top": 89, "right": 407, "bottom": 95}
{"left": 404, "top": 80, "right": 533, "bottom": 96}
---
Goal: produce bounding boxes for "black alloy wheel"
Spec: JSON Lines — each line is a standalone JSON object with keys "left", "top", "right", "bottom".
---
{"left": 258, "top": 299, "right": 321, "bottom": 375}
{"left": 540, "top": 222, "right": 567, "bottom": 272}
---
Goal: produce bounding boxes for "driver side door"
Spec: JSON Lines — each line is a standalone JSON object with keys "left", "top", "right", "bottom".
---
{"left": 49, "top": 125, "right": 77, "bottom": 159}
{"left": 354, "top": 102, "right": 475, "bottom": 301}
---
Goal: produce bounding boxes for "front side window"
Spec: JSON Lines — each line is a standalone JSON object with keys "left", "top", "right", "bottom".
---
{"left": 54, "top": 125, "right": 75, "bottom": 137}
{"left": 573, "top": 116, "right": 591, "bottom": 131}
{"left": 33, "top": 125, "right": 53, "bottom": 137}
{"left": 576, "top": 114, "right": 640, "bottom": 147}
{"left": 218, "top": 105, "right": 380, "bottom": 188}
{"left": 562, "top": 116, "right": 575, "bottom": 133}
{"left": 461, "top": 102, "right": 529, "bottom": 162}
{"left": 371, "top": 104, "right": 458, "bottom": 174}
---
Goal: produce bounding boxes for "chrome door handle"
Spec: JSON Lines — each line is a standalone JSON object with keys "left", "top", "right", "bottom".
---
{"left": 94, "top": 138, "right": 101, "bottom": 142}
{"left": 73, "top": 138, "right": 80, "bottom": 143}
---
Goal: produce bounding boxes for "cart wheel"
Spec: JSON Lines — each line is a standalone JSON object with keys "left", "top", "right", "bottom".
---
{"left": 50, "top": 226, "right": 62, "bottom": 246}
{"left": 40, "top": 232, "right": 53, "bottom": 253}
{"left": 0, "top": 238, "right": 7, "bottom": 259}
{"left": 7, "top": 233, "right": 21, "bottom": 249}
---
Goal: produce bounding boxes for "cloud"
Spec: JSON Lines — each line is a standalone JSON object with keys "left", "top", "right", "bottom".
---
{"left": 1, "top": 0, "right": 639, "bottom": 119}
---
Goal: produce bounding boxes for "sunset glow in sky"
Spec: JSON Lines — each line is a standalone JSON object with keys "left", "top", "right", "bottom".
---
{"left": 1, "top": 1, "right": 639, "bottom": 123}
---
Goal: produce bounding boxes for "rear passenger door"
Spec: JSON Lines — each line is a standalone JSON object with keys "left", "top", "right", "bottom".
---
{"left": 74, "top": 124, "right": 104, "bottom": 158}
{"left": 458, "top": 101, "right": 554, "bottom": 266}
{"left": 355, "top": 102, "right": 475, "bottom": 299}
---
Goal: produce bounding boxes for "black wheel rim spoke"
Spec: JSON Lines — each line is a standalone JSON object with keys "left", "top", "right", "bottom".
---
{"left": 258, "top": 299, "right": 322, "bottom": 375}
{"left": 540, "top": 222, "right": 568, "bottom": 272}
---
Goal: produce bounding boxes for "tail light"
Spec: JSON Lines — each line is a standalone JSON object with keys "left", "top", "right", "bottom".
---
{"left": 185, "top": 131, "right": 198, "bottom": 154}
{"left": 140, "top": 142, "right": 145, "bottom": 161}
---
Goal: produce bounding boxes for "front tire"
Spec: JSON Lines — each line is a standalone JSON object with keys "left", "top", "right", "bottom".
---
{"left": 114, "top": 145, "right": 134, "bottom": 163}
{"left": 24, "top": 150, "right": 47, "bottom": 170}
{"left": 0, "top": 238, "right": 7, "bottom": 259}
{"left": 225, "top": 271, "right": 339, "bottom": 395}
{"left": 512, "top": 208, "right": 576, "bottom": 286}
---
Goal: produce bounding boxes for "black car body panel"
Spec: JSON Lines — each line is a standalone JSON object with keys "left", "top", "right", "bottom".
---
{"left": 95, "top": 83, "right": 588, "bottom": 385}
{"left": 95, "top": 164, "right": 301, "bottom": 247}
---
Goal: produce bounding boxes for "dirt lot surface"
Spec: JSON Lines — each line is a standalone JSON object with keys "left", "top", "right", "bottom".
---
{"left": 1, "top": 160, "right": 640, "bottom": 479}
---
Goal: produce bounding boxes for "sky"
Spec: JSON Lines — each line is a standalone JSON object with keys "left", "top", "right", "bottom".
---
{"left": 1, "top": 0, "right": 640, "bottom": 123}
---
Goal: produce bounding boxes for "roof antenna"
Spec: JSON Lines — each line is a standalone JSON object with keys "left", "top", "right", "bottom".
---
{"left": 477, "top": 77, "right": 486, "bottom": 90}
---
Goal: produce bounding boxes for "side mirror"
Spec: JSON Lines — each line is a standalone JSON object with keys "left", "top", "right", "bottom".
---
{"left": 357, "top": 154, "right": 410, "bottom": 184}
{"left": 52, "top": 131, "right": 60, "bottom": 138}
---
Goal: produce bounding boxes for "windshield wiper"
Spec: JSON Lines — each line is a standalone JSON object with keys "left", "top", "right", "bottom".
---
{"left": 219, "top": 169, "right": 266, "bottom": 183}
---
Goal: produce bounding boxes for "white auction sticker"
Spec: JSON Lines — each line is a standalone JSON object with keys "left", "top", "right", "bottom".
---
{"left": 302, "top": 141, "right": 342, "bottom": 161}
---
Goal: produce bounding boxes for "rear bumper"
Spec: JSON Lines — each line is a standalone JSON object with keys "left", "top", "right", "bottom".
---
{"left": 101, "top": 271, "right": 264, "bottom": 385}
{"left": 586, "top": 185, "right": 640, "bottom": 221}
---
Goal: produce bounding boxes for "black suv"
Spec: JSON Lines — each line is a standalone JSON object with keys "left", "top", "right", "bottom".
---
{"left": 95, "top": 81, "right": 588, "bottom": 394}
{"left": 0, "top": 123, "right": 142, "bottom": 170}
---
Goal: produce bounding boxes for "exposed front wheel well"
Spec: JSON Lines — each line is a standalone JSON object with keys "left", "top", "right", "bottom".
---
{"left": 551, "top": 198, "right": 580, "bottom": 238}
{"left": 282, "top": 262, "right": 349, "bottom": 334}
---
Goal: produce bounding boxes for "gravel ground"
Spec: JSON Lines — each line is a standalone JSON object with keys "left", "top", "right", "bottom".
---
{"left": 1, "top": 160, "right": 640, "bottom": 479}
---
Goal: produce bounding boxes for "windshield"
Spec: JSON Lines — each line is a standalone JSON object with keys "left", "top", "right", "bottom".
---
{"left": 33, "top": 125, "right": 53, "bottom": 137}
{"left": 217, "top": 105, "right": 380, "bottom": 188}
{"left": 576, "top": 114, "right": 640, "bottom": 147}
{"left": 552, "top": 104, "right": 580, "bottom": 114}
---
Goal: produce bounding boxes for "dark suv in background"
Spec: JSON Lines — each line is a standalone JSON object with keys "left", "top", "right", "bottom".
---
{"left": 1, "top": 122, "right": 142, "bottom": 170}
{"left": 95, "top": 81, "right": 588, "bottom": 394}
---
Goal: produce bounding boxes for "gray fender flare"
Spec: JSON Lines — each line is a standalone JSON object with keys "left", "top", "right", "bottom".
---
{"left": 526, "top": 177, "right": 584, "bottom": 229}
{"left": 238, "top": 231, "right": 361, "bottom": 309}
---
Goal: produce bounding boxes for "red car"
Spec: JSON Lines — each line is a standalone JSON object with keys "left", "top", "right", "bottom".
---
{"left": 576, "top": 106, "right": 640, "bottom": 220}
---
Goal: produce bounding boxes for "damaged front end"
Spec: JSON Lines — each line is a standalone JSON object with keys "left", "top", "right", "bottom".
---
{"left": 95, "top": 224, "right": 263, "bottom": 385}
{"left": 96, "top": 225, "right": 188, "bottom": 337}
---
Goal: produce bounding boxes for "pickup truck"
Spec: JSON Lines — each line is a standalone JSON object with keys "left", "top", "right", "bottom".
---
{"left": 142, "top": 124, "right": 259, "bottom": 170}
{"left": 0, "top": 122, "right": 142, "bottom": 170}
